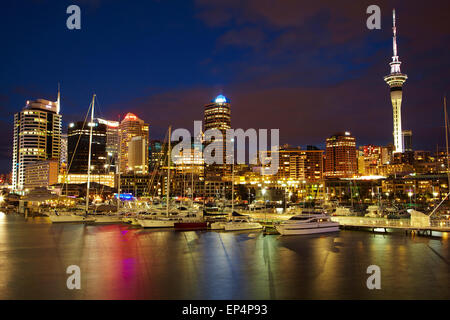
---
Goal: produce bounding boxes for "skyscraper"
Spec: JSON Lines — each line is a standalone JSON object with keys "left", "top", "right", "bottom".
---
{"left": 119, "top": 113, "right": 149, "bottom": 174}
{"left": 324, "top": 132, "right": 357, "bottom": 178}
{"left": 203, "top": 94, "right": 231, "bottom": 179}
{"left": 12, "top": 96, "right": 62, "bottom": 191}
{"left": 128, "top": 136, "right": 147, "bottom": 174}
{"left": 67, "top": 121, "right": 107, "bottom": 174}
{"left": 384, "top": 9, "right": 408, "bottom": 153}
{"left": 402, "top": 130, "right": 413, "bottom": 152}
{"left": 97, "top": 118, "right": 120, "bottom": 173}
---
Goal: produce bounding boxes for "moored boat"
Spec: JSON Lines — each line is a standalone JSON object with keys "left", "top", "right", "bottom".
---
{"left": 48, "top": 214, "right": 94, "bottom": 223}
{"left": 223, "top": 218, "right": 263, "bottom": 231}
{"left": 275, "top": 213, "right": 339, "bottom": 236}
{"left": 92, "top": 214, "right": 123, "bottom": 224}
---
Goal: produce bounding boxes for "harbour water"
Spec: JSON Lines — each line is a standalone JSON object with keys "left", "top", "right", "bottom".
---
{"left": 0, "top": 213, "right": 449, "bottom": 300}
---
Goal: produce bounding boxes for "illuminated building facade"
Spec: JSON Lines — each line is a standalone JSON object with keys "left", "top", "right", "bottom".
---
{"left": 149, "top": 140, "right": 165, "bottom": 171}
{"left": 129, "top": 136, "right": 147, "bottom": 174}
{"left": 12, "top": 97, "right": 62, "bottom": 191}
{"left": 357, "top": 145, "right": 391, "bottom": 176}
{"left": 324, "top": 132, "right": 357, "bottom": 178}
{"left": 57, "top": 173, "right": 115, "bottom": 188}
{"left": 119, "top": 113, "right": 149, "bottom": 174}
{"left": 24, "top": 159, "right": 59, "bottom": 190}
{"left": 67, "top": 121, "right": 107, "bottom": 174}
{"left": 97, "top": 118, "right": 120, "bottom": 173}
{"left": 259, "top": 146, "right": 324, "bottom": 182}
{"left": 384, "top": 9, "right": 408, "bottom": 153}
{"left": 402, "top": 130, "right": 413, "bottom": 152}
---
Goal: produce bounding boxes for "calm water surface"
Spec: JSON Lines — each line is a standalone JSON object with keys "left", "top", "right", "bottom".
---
{"left": 0, "top": 213, "right": 449, "bottom": 299}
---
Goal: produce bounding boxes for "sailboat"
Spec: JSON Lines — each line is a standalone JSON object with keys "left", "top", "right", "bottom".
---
{"left": 78, "top": 95, "right": 122, "bottom": 224}
{"left": 138, "top": 126, "right": 189, "bottom": 227}
{"left": 409, "top": 96, "right": 450, "bottom": 226}
{"left": 48, "top": 90, "right": 94, "bottom": 223}
{"left": 220, "top": 148, "right": 262, "bottom": 231}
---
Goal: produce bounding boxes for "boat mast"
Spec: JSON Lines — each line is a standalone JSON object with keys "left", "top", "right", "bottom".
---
{"left": 445, "top": 96, "right": 450, "bottom": 201}
{"left": 429, "top": 96, "right": 450, "bottom": 217}
{"left": 191, "top": 154, "right": 194, "bottom": 205}
{"left": 86, "top": 94, "right": 95, "bottom": 213}
{"left": 167, "top": 126, "right": 171, "bottom": 216}
{"left": 117, "top": 115, "right": 121, "bottom": 211}
{"left": 231, "top": 156, "right": 234, "bottom": 215}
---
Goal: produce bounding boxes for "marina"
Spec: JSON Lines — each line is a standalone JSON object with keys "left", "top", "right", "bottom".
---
{"left": 1, "top": 1, "right": 450, "bottom": 303}
{"left": 0, "top": 213, "right": 448, "bottom": 300}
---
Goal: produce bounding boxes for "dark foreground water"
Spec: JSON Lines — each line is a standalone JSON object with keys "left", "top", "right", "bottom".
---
{"left": 0, "top": 213, "right": 449, "bottom": 299}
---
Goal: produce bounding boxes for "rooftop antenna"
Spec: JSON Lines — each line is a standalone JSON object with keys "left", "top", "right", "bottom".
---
{"left": 57, "top": 83, "right": 61, "bottom": 114}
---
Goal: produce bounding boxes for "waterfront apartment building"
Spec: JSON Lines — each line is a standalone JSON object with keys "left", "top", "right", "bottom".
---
{"left": 119, "top": 113, "right": 149, "bottom": 174}
{"left": 67, "top": 121, "right": 107, "bottom": 174}
{"left": 260, "top": 146, "right": 324, "bottom": 182}
{"left": 324, "top": 132, "right": 357, "bottom": 178}
{"left": 203, "top": 95, "right": 231, "bottom": 179}
{"left": 23, "top": 159, "right": 59, "bottom": 190}
{"left": 12, "top": 98, "right": 62, "bottom": 191}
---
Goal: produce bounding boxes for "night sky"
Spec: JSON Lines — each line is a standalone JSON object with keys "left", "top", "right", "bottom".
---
{"left": 1, "top": 0, "right": 449, "bottom": 173}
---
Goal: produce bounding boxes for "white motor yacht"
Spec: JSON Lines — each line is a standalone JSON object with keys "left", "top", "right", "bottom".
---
{"left": 275, "top": 213, "right": 339, "bottom": 235}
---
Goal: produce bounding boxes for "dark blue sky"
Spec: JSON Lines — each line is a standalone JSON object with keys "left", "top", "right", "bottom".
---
{"left": 1, "top": 0, "right": 449, "bottom": 173}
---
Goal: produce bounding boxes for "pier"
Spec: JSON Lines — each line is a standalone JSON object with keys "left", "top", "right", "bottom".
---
{"left": 331, "top": 216, "right": 450, "bottom": 236}
{"left": 247, "top": 211, "right": 450, "bottom": 237}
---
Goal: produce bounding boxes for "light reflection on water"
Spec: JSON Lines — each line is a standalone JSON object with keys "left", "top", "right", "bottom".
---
{"left": 0, "top": 215, "right": 449, "bottom": 299}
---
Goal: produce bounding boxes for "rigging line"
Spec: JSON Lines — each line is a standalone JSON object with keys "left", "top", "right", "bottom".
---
{"left": 93, "top": 95, "right": 105, "bottom": 120}
{"left": 148, "top": 129, "right": 169, "bottom": 199}
{"left": 63, "top": 101, "right": 92, "bottom": 193}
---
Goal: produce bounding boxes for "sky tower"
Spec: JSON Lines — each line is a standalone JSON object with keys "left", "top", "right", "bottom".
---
{"left": 384, "top": 9, "right": 408, "bottom": 153}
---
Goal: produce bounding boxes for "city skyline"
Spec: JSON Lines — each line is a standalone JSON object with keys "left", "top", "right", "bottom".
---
{"left": 1, "top": 2, "right": 450, "bottom": 303}
{"left": 1, "top": 1, "right": 450, "bottom": 173}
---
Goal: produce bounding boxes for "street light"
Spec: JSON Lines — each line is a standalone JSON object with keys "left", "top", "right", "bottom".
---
{"left": 262, "top": 188, "right": 267, "bottom": 223}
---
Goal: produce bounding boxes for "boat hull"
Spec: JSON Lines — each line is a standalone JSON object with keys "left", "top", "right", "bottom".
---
{"left": 224, "top": 223, "right": 263, "bottom": 231}
{"left": 138, "top": 219, "right": 175, "bottom": 228}
{"left": 209, "top": 222, "right": 226, "bottom": 230}
{"left": 48, "top": 215, "right": 87, "bottom": 223}
{"left": 174, "top": 222, "right": 208, "bottom": 230}
{"left": 92, "top": 216, "right": 123, "bottom": 224}
{"left": 276, "top": 224, "right": 340, "bottom": 236}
